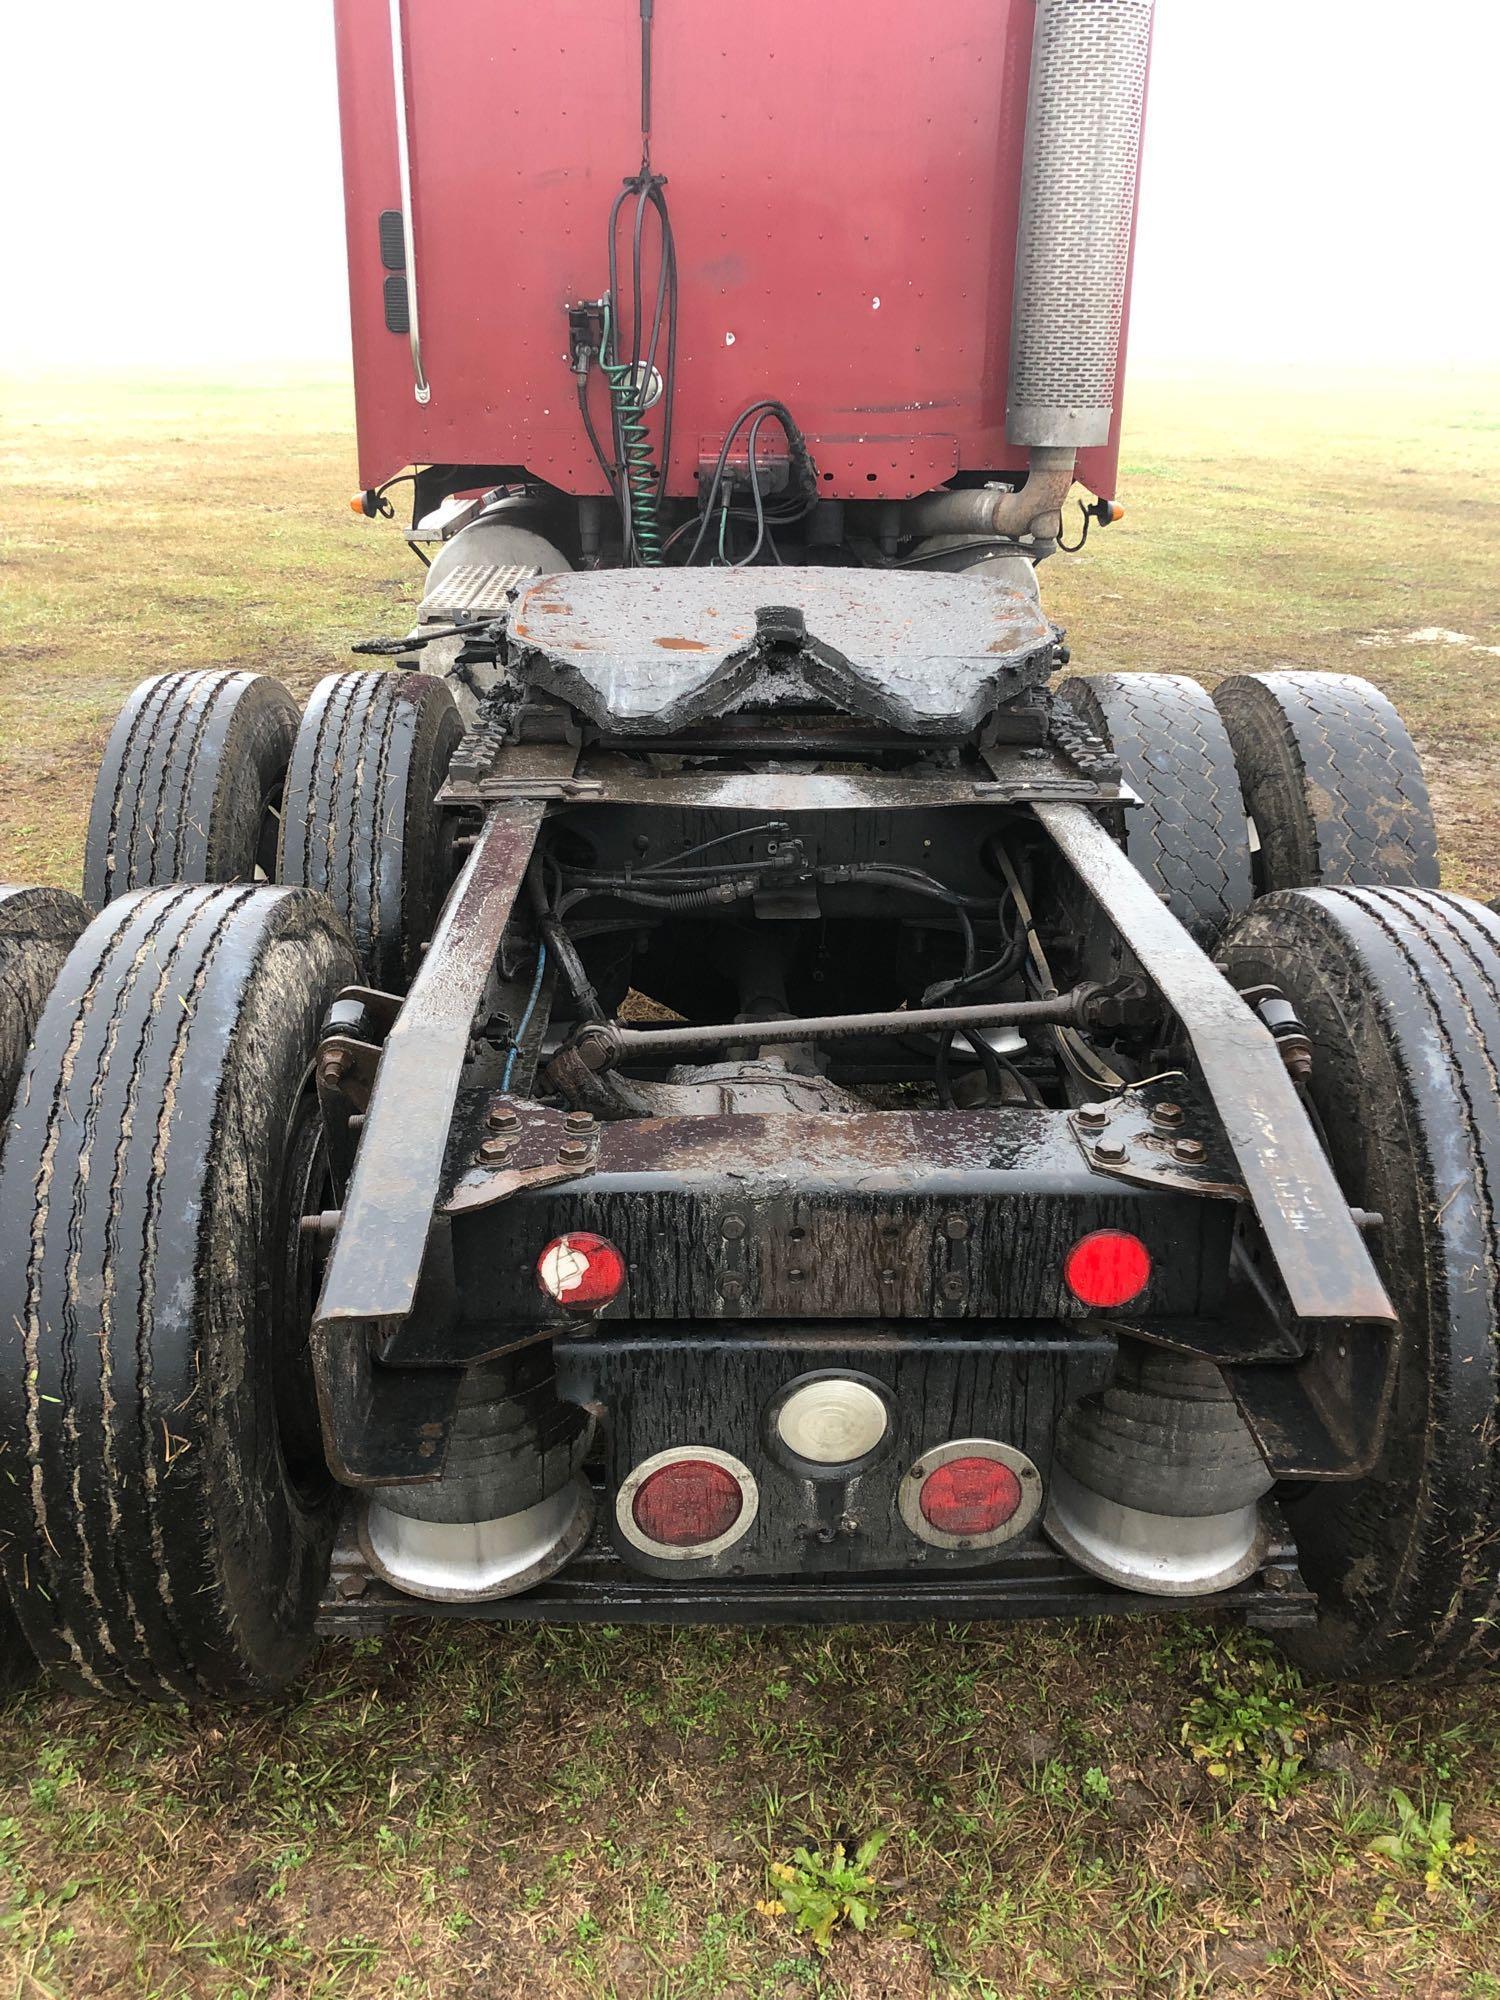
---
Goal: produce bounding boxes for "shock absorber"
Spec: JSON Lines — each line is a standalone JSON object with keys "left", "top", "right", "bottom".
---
{"left": 599, "top": 298, "right": 663, "bottom": 565}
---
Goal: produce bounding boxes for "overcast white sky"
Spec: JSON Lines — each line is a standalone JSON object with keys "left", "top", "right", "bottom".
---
{"left": 2, "top": 0, "right": 1496, "bottom": 373}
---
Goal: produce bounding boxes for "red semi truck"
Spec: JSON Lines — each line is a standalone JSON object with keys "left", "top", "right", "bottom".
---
{"left": 1, "top": 0, "right": 1497, "bottom": 1702}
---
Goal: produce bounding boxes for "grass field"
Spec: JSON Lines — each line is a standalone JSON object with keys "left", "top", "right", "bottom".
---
{"left": 2, "top": 367, "right": 1500, "bottom": 2000}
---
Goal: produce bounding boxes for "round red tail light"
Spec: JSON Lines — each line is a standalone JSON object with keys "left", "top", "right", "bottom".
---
{"left": 618, "top": 1447, "right": 759, "bottom": 1558}
{"left": 633, "top": 1460, "right": 743, "bottom": 1546}
{"left": 898, "top": 1439, "right": 1042, "bottom": 1549}
{"left": 919, "top": 1455, "right": 1022, "bottom": 1537}
{"left": 536, "top": 1232, "right": 627, "bottom": 1310}
{"left": 1063, "top": 1228, "right": 1151, "bottom": 1309}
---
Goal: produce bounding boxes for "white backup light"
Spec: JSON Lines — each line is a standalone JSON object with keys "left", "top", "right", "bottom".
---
{"left": 775, "top": 1378, "right": 888, "bottom": 1464}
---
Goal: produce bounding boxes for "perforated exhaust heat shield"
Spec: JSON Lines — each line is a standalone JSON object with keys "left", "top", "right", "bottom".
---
{"left": 1008, "top": 0, "right": 1154, "bottom": 450}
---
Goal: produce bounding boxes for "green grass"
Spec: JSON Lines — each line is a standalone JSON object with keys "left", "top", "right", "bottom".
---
{"left": 2, "top": 366, "right": 1500, "bottom": 1997}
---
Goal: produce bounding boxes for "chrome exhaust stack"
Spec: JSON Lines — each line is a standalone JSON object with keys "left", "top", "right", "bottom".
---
{"left": 907, "top": 0, "right": 1153, "bottom": 545}
{"left": 917, "top": 0, "right": 1153, "bottom": 547}
{"left": 1008, "top": 0, "right": 1154, "bottom": 454}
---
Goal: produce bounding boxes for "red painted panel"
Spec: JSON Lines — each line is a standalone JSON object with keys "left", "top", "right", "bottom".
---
{"left": 334, "top": 0, "right": 1137, "bottom": 502}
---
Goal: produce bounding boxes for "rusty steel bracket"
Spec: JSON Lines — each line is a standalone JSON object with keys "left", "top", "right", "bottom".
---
{"left": 444, "top": 1098, "right": 600, "bottom": 1217}
{"left": 1068, "top": 1077, "right": 1248, "bottom": 1203}
{"left": 313, "top": 987, "right": 404, "bottom": 1197}
{"left": 315, "top": 1036, "right": 381, "bottom": 1198}
{"left": 1033, "top": 801, "right": 1395, "bottom": 1333}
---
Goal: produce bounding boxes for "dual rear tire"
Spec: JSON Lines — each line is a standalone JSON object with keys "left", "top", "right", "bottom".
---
{"left": 83, "top": 667, "right": 461, "bottom": 991}
{"left": 0, "top": 664, "right": 462, "bottom": 1700}
{"left": 0, "top": 887, "right": 355, "bottom": 1700}
{"left": 84, "top": 670, "right": 298, "bottom": 909}
{"left": 1221, "top": 887, "right": 1500, "bottom": 1679}
{"left": 1061, "top": 667, "right": 1500, "bottom": 1677}
{"left": 1060, "top": 666, "right": 1439, "bottom": 927}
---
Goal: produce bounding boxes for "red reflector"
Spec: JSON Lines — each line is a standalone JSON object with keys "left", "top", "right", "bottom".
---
{"left": 918, "top": 1456, "right": 1023, "bottom": 1537}
{"left": 536, "top": 1232, "right": 627, "bottom": 1310}
{"left": 1063, "top": 1229, "right": 1151, "bottom": 1309}
{"left": 631, "top": 1459, "right": 744, "bottom": 1548}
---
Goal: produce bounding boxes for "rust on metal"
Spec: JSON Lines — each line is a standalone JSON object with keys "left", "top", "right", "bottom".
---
{"left": 315, "top": 802, "right": 548, "bottom": 1337}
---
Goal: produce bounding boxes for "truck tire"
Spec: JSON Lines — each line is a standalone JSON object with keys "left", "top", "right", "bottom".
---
{"left": 277, "top": 670, "right": 462, "bottom": 991}
{"left": 1057, "top": 673, "right": 1252, "bottom": 945}
{"left": 0, "top": 885, "right": 356, "bottom": 1701}
{"left": 1219, "top": 886, "right": 1500, "bottom": 1679}
{"left": 83, "top": 670, "right": 300, "bottom": 909}
{"left": 0, "top": 886, "right": 89, "bottom": 1690}
{"left": 1212, "top": 671, "right": 1439, "bottom": 893}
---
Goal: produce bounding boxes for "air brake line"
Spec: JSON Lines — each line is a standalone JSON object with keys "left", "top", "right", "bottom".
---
{"left": 571, "top": 0, "right": 678, "bottom": 566}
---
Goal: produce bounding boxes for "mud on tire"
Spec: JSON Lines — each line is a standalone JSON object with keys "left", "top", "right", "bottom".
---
{"left": 1058, "top": 672, "right": 1252, "bottom": 946}
{"left": 277, "top": 670, "right": 462, "bottom": 991}
{"left": 1220, "top": 886, "right": 1500, "bottom": 1679}
{"left": 0, "top": 886, "right": 89, "bottom": 1690}
{"left": 1212, "top": 670, "right": 1439, "bottom": 893}
{"left": 0, "top": 885, "right": 356, "bottom": 1701}
{"left": 83, "top": 669, "right": 300, "bottom": 909}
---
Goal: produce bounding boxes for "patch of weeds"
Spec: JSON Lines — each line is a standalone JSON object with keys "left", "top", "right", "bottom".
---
{"left": 1415, "top": 1722, "right": 1479, "bottom": 1787}
{"left": 28, "top": 1740, "right": 82, "bottom": 1811}
{"left": 1079, "top": 1766, "right": 1111, "bottom": 1808}
{"left": 762, "top": 1831, "right": 889, "bottom": 1954}
{"left": 1179, "top": 1635, "right": 1324, "bottom": 1802}
{"left": 1034, "top": 1758, "right": 1072, "bottom": 1803}
{"left": 1366, "top": 1790, "right": 1476, "bottom": 1906}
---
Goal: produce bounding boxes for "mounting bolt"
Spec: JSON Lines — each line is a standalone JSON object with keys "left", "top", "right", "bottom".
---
{"left": 943, "top": 1214, "right": 970, "bottom": 1241}
{"left": 1093, "top": 1139, "right": 1128, "bottom": 1165}
{"left": 487, "top": 1103, "right": 521, "bottom": 1133}
{"left": 721, "top": 1215, "right": 746, "bottom": 1240}
{"left": 477, "top": 1135, "right": 513, "bottom": 1164}
{"left": 1152, "top": 1101, "right": 1185, "bottom": 1128}
{"left": 719, "top": 1275, "right": 743, "bottom": 1299}
{"left": 564, "top": 1110, "right": 596, "bottom": 1133}
{"left": 336, "top": 1572, "right": 370, "bottom": 1601}
{"left": 318, "top": 1048, "right": 349, "bottom": 1089}
{"left": 941, "top": 1274, "right": 966, "bottom": 1299}
{"left": 1172, "top": 1137, "right": 1207, "bottom": 1164}
{"left": 1077, "top": 1103, "right": 1109, "bottom": 1129}
{"left": 558, "top": 1139, "right": 591, "bottom": 1163}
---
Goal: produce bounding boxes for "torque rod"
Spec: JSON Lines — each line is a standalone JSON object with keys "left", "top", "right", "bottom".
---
{"left": 556, "top": 986, "right": 1100, "bottom": 1074}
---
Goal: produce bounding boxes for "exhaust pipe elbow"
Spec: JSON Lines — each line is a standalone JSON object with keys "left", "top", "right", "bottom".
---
{"left": 903, "top": 446, "right": 1077, "bottom": 544}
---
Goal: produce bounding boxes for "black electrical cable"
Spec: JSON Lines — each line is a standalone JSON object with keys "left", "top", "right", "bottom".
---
{"left": 685, "top": 400, "right": 804, "bottom": 567}
{"left": 736, "top": 407, "right": 791, "bottom": 566}
{"left": 1058, "top": 500, "right": 1091, "bottom": 554}
{"left": 832, "top": 862, "right": 999, "bottom": 913}
{"left": 527, "top": 859, "right": 604, "bottom": 1023}
{"left": 962, "top": 1026, "right": 1009, "bottom": 1099}
{"left": 577, "top": 372, "right": 619, "bottom": 496}
{"left": 560, "top": 857, "right": 788, "bottom": 889}
{"left": 578, "top": 0, "right": 677, "bottom": 566}
{"left": 637, "top": 821, "right": 792, "bottom": 873}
